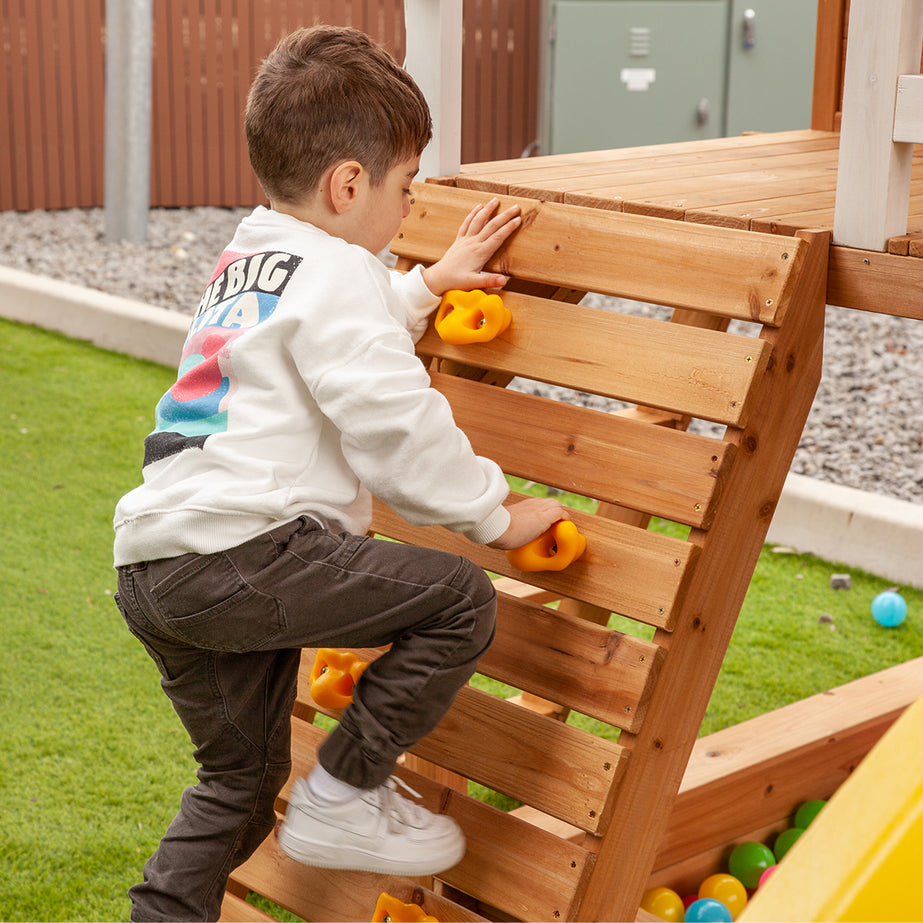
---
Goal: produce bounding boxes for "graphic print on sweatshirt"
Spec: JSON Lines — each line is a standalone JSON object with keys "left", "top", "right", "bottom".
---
{"left": 144, "top": 250, "right": 303, "bottom": 466}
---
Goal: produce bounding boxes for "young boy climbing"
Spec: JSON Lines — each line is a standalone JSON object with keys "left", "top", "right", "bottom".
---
{"left": 113, "top": 24, "right": 567, "bottom": 922}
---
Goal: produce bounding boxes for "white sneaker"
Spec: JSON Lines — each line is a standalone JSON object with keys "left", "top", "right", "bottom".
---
{"left": 277, "top": 775, "right": 466, "bottom": 876}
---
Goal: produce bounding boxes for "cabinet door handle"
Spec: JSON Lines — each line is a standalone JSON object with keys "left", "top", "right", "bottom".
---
{"left": 696, "top": 97, "right": 710, "bottom": 126}
{"left": 743, "top": 8, "right": 756, "bottom": 48}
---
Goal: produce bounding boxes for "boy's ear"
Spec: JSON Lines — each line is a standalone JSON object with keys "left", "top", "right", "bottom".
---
{"left": 328, "top": 161, "right": 365, "bottom": 214}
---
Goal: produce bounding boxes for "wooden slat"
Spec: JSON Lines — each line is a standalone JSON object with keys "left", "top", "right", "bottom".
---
{"left": 21, "top": 1, "right": 46, "bottom": 209}
{"left": 298, "top": 651, "right": 626, "bottom": 834}
{"left": 480, "top": 591, "right": 663, "bottom": 733}
{"left": 230, "top": 820, "right": 488, "bottom": 923}
{"left": 264, "top": 719, "right": 598, "bottom": 923}
{"left": 827, "top": 243, "right": 923, "bottom": 319}
{"left": 219, "top": 889, "right": 277, "bottom": 922}
{"left": 395, "top": 184, "right": 804, "bottom": 326}
{"left": 652, "top": 656, "right": 923, "bottom": 884}
{"left": 47, "top": 0, "right": 71, "bottom": 208}
{"left": 408, "top": 686, "right": 625, "bottom": 835}
{"left": 511, "top": 148, "right": 839, "bottom": 203}
{"left": 811, "top": 0, "right": 848, "bottom": 130}
{"left": 371, "top": 495, "right": 700, "bottom": 631}
{"left": 455, "top": 130, "right": 833, "bottom": 185}
{"left": 421, "top": 293, "right": 772, "bottom": 427}
{"left": 433, "top": 374, "right": 736, "bottom": 526}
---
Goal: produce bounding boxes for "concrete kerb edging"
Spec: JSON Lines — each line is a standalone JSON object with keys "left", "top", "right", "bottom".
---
{"left": 3, "top": 264, "right": 922, "bottom": 589}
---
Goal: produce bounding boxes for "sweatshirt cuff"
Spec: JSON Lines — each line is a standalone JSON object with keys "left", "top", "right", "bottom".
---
{"left": 464, "top": 505, "right": 511, "bottom": 545}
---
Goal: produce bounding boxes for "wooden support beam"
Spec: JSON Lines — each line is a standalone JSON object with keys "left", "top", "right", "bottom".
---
{"left": 833, "top": 0, "right": 923, "bottom": 250}
{"left": 893, "top": 74, "right": 923, "bottom": 142}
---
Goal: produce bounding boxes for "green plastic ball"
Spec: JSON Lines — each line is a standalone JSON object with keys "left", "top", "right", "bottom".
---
{"left": 773, "top": 827, "right": 804, "bottom": 860}
{"left": 728, "top": 841, "right": 776, "bottom": 889}
{"left": 794, "top": 799, "right": 826, "bottom": 829}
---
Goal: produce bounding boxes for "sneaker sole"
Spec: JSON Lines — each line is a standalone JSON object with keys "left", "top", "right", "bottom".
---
{"left": 276, "top": 824, "right": 466, "bottom": 877}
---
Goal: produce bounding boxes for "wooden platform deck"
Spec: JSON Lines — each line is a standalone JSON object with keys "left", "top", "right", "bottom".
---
{"left": 443, "top": 129, "right": 923, "bottom": 321}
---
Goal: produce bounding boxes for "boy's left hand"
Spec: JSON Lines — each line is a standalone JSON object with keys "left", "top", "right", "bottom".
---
{"left": 421, "top": 198, "right": 521, "bottom": 296}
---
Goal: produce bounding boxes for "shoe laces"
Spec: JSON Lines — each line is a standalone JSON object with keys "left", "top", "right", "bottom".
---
{"left": 375, "top": 776, "right": 429, "bottom": 829}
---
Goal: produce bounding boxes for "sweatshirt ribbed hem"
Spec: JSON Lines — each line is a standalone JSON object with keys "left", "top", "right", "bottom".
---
{"left": 113, "top": 510, "right": 281, "bottom": 566}
{"left": 463, "top": 505, "right": 511, "bottom": 546}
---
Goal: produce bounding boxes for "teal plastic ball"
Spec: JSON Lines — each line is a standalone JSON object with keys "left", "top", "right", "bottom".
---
{"left": 871, "top": 591, "right": 907, "bottom": 627}
{"left": 684, "top": 898, "right": 733, "bottom": 922}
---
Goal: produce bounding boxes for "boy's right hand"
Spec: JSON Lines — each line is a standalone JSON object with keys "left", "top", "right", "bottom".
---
{"left": 487, "top": 497, "right": 570, "bottom": 551}
{"left": 421, "top": 198, "right": 522, "bottom": 297}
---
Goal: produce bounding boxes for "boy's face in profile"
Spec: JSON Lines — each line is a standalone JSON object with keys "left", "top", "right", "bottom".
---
{"left": 351, "top": 154, "right": 421, "bottom": 254}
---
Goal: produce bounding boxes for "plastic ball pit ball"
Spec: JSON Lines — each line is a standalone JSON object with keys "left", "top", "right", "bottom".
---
{"left": 684, "top": 898, "right": 733, "bottom": 922}
{"left": 640, "top": 886, "right": 685, "bottom": 922}
{"left": 758, "top": 865, "right": 778, "bottom": 888}
{"left": 727, "top": 841, "right": 776, "bottom": 889}
{"left": 698, "top": 874, "right": 747, "bottom": 919}
{"left": 871, "top": 590, "right": 907, "bottom": 627}
{"left": 773, "top": 826, "right": 804, "bottom": 860}
{"left": 794, "top": 799, "right": 826, "bottom": 828}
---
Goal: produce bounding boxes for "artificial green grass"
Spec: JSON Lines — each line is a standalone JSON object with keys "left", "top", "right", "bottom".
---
{"left": 1, "top": 316, "right": 921, "bottom": 921}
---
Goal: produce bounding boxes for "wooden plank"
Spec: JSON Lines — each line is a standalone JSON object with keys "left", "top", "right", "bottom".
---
{"left": 480, "top": 591, "right": 663, "bottom": 733}
{"left": 428, "top": 373, "right": 739, "bottom": 523}
{"left": 589, "top": 168, "right": 839, "bottom": 217}
{"left": 893, "top": 73, "right": 923, "bottom": 143}
{"left": 298, "top": 651, "right": 626, "bottom": 834}
{"left": 219, "top": 0, "right": 241, "bottom": 205}
{"left": 52, "top": 0, "right": 77, "bottom": 207}
{"left": 455, "top": 130, "right": 833, "bottom": 185}
{"left": 505, "top": 145, "right": 839, "bottom": 202}
{"left": 371, "top": 495, "right": 700, "bottom": 631}
{"left": 22, "top": 0, "right": 46, "bottom": 209}
{"left": 653, "top": 656, "right": 923, "bottom": 876}
{"left": 5, "top": 0, "right": 32, "bottom": 209}
{"left": 410, "top": 687, "right": 625, "bottom": 835}
{"left": 421, "top": 306, "right": 768, "bottom": 427}
{"left": 513, "top": 151, "right": 839, "bottom": 204}
{"left": 811, "top": 0, "right": 848, "bottom": 131}
{"left": 219, "top": 889, "right": 277, "bottom": 922}
{"left": 231, "top": 824, "right": 486, "bottom": 923}
{"left": 266, "top": 719, "right": 597, "bottom": 923}
{"left": 396, "top": 184, "right": 803, "bottom": 326}
{"left": 827, "top": 243, "right": 923, "bottom": 318}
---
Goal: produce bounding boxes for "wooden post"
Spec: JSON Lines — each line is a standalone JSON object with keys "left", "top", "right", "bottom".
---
{"left": 403, "top": 0, "right": 463, "bottom": 179}
{"left": 104, "top": 0, "right": 153, "bottom": 243}
{"left": 833, "top": 0, "right": 923, "bottom": 250}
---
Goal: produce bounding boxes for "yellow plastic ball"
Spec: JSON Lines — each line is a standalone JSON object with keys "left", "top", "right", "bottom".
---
{"left": 698, "top": 873, "right": 748, "bottom": 920}
{"left": 640, "top": 886, "right": 685, "bottom": 922}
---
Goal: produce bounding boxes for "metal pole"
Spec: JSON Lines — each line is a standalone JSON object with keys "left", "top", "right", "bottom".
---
{"left": 104, "top": 0, "right": 153, "bottom": 243}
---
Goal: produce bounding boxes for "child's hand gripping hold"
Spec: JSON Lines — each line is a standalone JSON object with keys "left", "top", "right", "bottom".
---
{"left": 505, "top": 519, "right": 587, "bottom": 572}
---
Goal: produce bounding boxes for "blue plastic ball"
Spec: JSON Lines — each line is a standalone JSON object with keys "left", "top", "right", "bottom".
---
{"left": 684, "top": 898, "right": 733, "bottom": 922}
{"left": 871, "top": 591, "right": 907, "bottom": 627}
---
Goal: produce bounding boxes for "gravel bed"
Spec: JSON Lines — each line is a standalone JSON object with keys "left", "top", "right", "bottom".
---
{"left": 2, "top": 205, "right": 922, "bottom": 505}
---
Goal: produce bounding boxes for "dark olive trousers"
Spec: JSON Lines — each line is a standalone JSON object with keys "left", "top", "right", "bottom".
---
{"left": 115, "top": 517, "right": 496, "bottom": 921}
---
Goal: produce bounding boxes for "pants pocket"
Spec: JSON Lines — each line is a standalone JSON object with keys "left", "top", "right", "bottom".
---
{"left": 149, "top": 552, "right": 286, "bottom": 652}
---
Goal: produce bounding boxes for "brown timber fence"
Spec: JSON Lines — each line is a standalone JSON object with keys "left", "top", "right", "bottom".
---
{"left": 0, "top": 0, "right": 540, "bottom": 211}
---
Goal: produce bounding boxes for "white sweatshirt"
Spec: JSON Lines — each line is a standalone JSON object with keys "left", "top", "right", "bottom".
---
{"left": 113, "top": 207, "right": 511, "bottom": 566}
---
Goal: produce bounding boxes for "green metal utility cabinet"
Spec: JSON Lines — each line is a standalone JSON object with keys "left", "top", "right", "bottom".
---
{"left": 548, "top": 0, "right": 817, "bottom": 153}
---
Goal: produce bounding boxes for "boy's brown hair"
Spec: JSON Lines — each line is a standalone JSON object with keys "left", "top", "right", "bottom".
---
{"left": 245, "top": 26, "right": 433, "bottom": 204}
